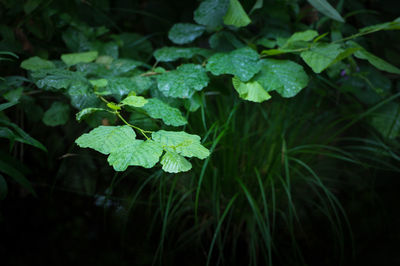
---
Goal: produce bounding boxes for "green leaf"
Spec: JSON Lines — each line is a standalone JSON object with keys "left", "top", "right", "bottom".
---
{"left": 300, "top": 43, "right": 343, "bottom": 73}
{"left": 354, "top": 47, "right": 400, "bottom": 75}
{"left": 32, "top": 69, "right": 87, "bottom": 90}
{"left": 107, "top": 140, "right": 163, "bottom": 171}
{"left": 121, "top": 95, "right": 148, "bottom": 108}
{"left": 359, "top": 18, "right": 400, "bottom": 33}
{"left": 209, "top": 31, "right": 245, "bottom": 52}
{"left": 61, "top": 51, "right": 98, "bottom": 66}
{"left": 105, "top": 77, "right": 144, "bottom": 98}
{"left": 283, "top": 30, "right": 318, "bottom": 47}
{"left": 168, "top": 23, "right": 205, "bottom": 45}
{"left": 250, "top": 0, "right": 263, "bottom": 14}
{"left": 0, "top": 119, "right": 46, "bottom": 151}
{"left": 160, "top": 151, "right": 192, "bottom": 173}
{"left": 307, "top": 0, "right": 344, "bottom": 22}
{"left": 254, "top": 59, "right": 309, "bottom": 98}
{"left": 206, "top": 47, "right": 261, "bottom": 81}
{"left": 3, "top": 87, "right": 23, "bottom": 102}
{"left": 141, "top": 98, "right": 187, "bottom": 127}
{"left": 223, "top": 0, "right": 251, "bottom": 27}
{"left": 0, "top": 174, "right": 7, "bottom": 200}
{"left": 152, "top": 130, "right": 210, "bottom": 159}
{"left": 76, "top": 108, "right": 107, "bottom": 122}
{"left": 108, "top": 59, "right": 143, "bottom": 76}
{"left": 89, "top": 79, "right": 108, "bottom": 88}
{"left": 42, "top": 102, "right": 70, "bottom": 127}
{"left": 154, "top": 47, "right": 211, "bottom": 62}
{"left": 20, "top": 56, "right": 55, "bottom": 71}
{"left": 194, "top": 0, "right": 230, "bottom": 28}
{"left": 370, "top": 103, "right": 400, "bottom": 139}
{"left": 0, "top": 102, "right": 18, "bottom": 112}
{"left": 0, "top": 160, "right": 36, "bottom": 196}
{"left": 157, "top": 64, "right": 209, "bottom": 98}
{"left": 76, "top": 125, "right": 136, "bottom": 155}
{"left": 232, "top": 77, "right": 271, "bottom": 103}
{"left": 68, "top": 81, "right": 101, "bottom": 110}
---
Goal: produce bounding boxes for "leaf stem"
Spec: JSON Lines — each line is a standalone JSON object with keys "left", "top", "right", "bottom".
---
{"left": 116, "top": 112, "right": 152, "bottom": 140}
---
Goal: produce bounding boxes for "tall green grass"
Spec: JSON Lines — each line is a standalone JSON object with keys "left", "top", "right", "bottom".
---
{"left": 115, "top": 87, "right": 400, "bottom": 265}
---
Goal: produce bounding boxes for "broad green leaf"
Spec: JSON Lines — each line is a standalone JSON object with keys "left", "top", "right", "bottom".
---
{"left": 152, "top": 130, "right": 210, "bottom": 159}
{"left": 330, "top": 47, "right": 361, "bottom": 65}
{"left": 232, "top": 77, "right": 271, "bottom": 103}
{"left": 0, "top": 174, "right": 7, "bottom": 200}
{"left": 61, "top": 51, "right": 98, "bottom": 66}
{"left": 108, "top": 59, "right": 142, "bottom": 76}
{"left": 157, "top": 64, "right": 209, "bottom": 98}
{"left": 194, "top": 0, "right": 230, "bottom": 28}
{"left": 300, "top": 43, "right": 343, "bottom": 73}
{"left": 206, "top": 47, "right": 261, "bottom": 81}
{"left": 32, "top": 69, "right": 87, "bottom": 90}
{"left": 0, "top": 102, "right": 18, "bottom": 111}
{"left": 76, "top": 125, "right": 136, "bottom": 155}
{"left": 160, "top": 151, "right": 192, "bottom": 173}
{"left": 168, "top": 23, "right": 205, "bottom": 45}
{"left": 0, "top": 160, "right": 36, "bottom": 196}
{"left": 42, "top": 102, "right": 70, "bottom": 127}
{"left": 0, "top": 118, "right": 46, "bottom": 151}
{"left": 76, "top": 108, "right": 107, "bottom": 122}
{"left": 106, "top": 77, "right": 145, "bottom": 98}
{"left": 209, "top": 31, "right": 245, "bottom": 51}
{"left": 223, "top": 0, "right": 251, "bottom": 27}
{"left": 89, "top": 79, "right": 108, "bottom": 88}
{"left": 121, "top": 95, "right": 148, "bottom": 107}
{"left": 20, "top": 56, "right": 55, "bottom": 71}
{"left": 154, "top": 47, "right": 211, "bottom": 62}
{"left": 107, "top": 140, "right": 163, "bottom": 171}
{"left": 141, "top": 98, "right": 187, "bottom": 127}
{"left": 354, "top": 48, "right": 400, "bottom": 75}
{"left": 370, "top": 103, "right": 400, "bottom": 139}
{"left": 359, "top": 18, "right": 400, "bottom": 33}
{"left": 254, "top": 59, "right": 309, "bottom": 98}
{"left": 307, "top": 0, "right": 344, "bottom": 22}
{"left": 68, "top": 81, "right": 101, "bottom": 110}
{"left": 283, "top": 30, "right": 318, "bottom": 47}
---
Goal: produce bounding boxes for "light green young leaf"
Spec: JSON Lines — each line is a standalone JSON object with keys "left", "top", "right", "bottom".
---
{"left": 121, "top": 95, "right": 148, "bottom": 108}
{"left": 300, "top": 43, "right": 343, "bottom": 73}
{"left": 76, "top": 125, "right": 136, "bottom": 155}
{"left": 61, "top": 51, "right": 98, "bottom": 66}
{"left": 76, "top": 108, "right": 107, "bottom": 122}
{"left": 152, "top": 130, "right": 210, "bottom": 159}
{"left": 141, "top": 98, "right": 187, "bottom": 127}
{"left": 223, "top": 0, "right": 251, "bottom": 27}
{"left": 0, "top": 102, "right": 18, "bottom": 111}
{"left": 89, "top": 79, "right": 108, "bottom": 88}
{"left": 3, "top": 87, "right": 23, "bottom": 102}
{"left": 354, "top": 48, "right": 400, "bottom": 74}
{"left": 307, "top": 0, "right": 344, "bottom": 22}
{"left": 157, "top": 64, "right": 209, "bottom": 98}
{"left": 250, "top": 0, "right": 263, "bottom": 14}
{"left": 20, "top": 56, "right": 55, "bottom": 71}
{"left": 284, "top": 30, "right": 318, "bottom": 47}
{"left": 254, "top": 59, "right": 309, "bottom": 98}
{"left": 168, "top": 23, "right": 205, "bottom": 45}
{"left": 107, "top": 140, "right": 163, "bottom": 171}
{"left": 160, "top": 151, "right": 192, "bottom": 173}
{"left": 42, "top": 102, "right": 70, "bottom": 127}
{"left": 194, "top": 0, "right": 230, "bottom": 28}
{"left": 232, "top": 77, "right": 271, "bottom": 103}
{"left": 206, "top": 47, "right": 261, "bottom": 81}
{"left": 154, "top": 47, "right": 211, "bottom": 62}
